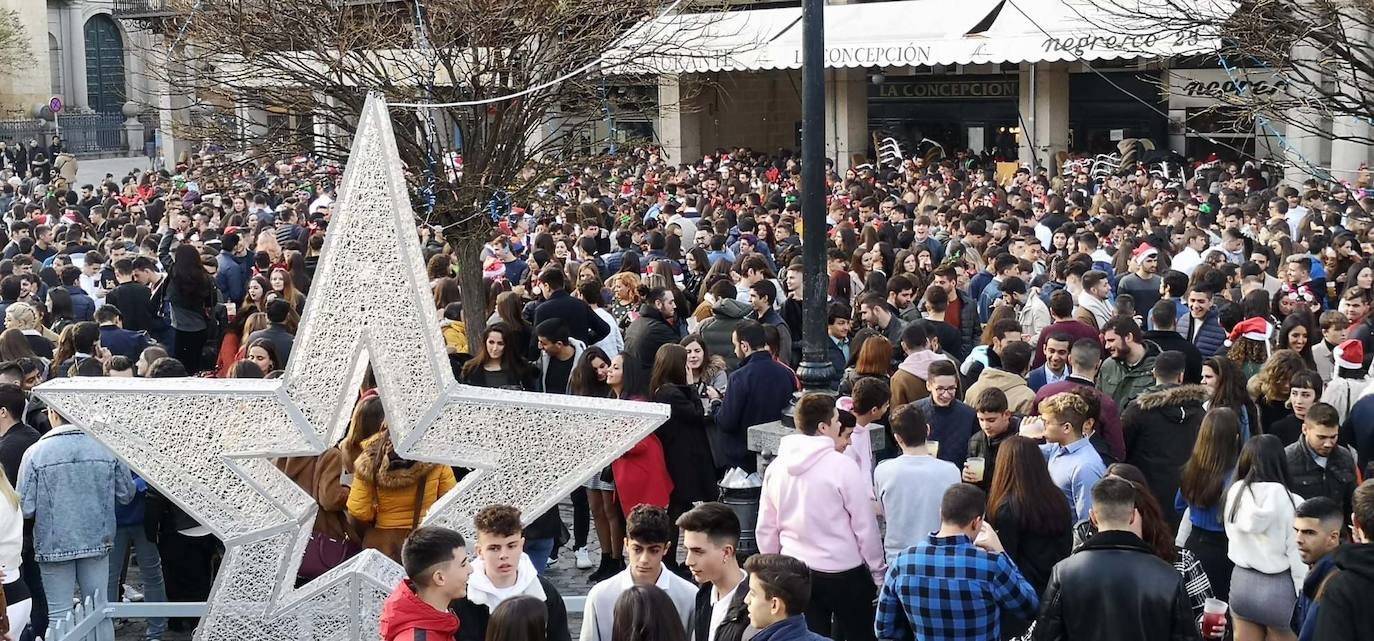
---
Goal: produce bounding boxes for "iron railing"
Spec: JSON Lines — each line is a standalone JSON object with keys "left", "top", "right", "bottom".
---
{"left": 110, "top": 0, "right": 187, "bottom": 19}
{"left": 0, "top": 119, "right": 52, "bottom": 146}
{"left": 56, "top": 113, "right": 129, "bottom": 155}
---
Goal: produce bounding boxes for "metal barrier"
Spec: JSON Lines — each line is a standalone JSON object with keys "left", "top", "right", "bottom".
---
{"left": 0, "top": 119, "right": 52, "bottom": 145}
{"left": 51, "top": 592, "right": 588, "bottom": 641}
{"left": 57, "top": 114, "right": 129, "bottom": 155}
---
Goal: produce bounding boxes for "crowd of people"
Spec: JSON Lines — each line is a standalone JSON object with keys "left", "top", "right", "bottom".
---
{"left": 2, "top": 137, "right": 1374, "bottom": 641}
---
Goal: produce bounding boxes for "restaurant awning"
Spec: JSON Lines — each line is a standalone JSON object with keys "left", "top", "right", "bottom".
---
{"left": 611, "top": 0, "right": 1231, "bottom": 74}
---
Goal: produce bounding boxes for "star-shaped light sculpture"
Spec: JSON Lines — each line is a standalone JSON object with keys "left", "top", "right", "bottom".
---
{"left": 34, "top": 94, "right": 669, "bottom": 641}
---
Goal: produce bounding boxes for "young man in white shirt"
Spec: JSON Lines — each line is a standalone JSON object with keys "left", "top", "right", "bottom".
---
{"left": 580, "top": 505, "right": 696, "bottom": 641}
{"left": 450, "top": 505, "right": 570, "bottom": 641}
{"left": 678, "top": 502, "right": 757, "bottom": 641}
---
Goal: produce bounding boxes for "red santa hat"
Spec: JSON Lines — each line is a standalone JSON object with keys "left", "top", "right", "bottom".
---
{"left": 1224, "top": 317, "right": 1272, "bottom": 347}
{"left": 1132, "top": 243, "right": 1159, "bottom": 263}
{"left": 1335, "top": 339, "right": 1365, "bottom": 370}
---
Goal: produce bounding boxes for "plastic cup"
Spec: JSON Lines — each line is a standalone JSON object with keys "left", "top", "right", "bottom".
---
{"left": 965, "top": 457, "right": 985, "bottom": 482}
{"left": 928, "top": 441, "right": 940, "bottom": 457}
{"left": 1021, "top": 417, "right": 1046, "bottom": 439}
{"left": 1202, "top": 598, "right": 1227, "bottom": 637}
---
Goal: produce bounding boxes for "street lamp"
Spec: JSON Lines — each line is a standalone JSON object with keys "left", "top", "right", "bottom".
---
{"left": 795, "top": 0, "right": 833, "bottom": 391}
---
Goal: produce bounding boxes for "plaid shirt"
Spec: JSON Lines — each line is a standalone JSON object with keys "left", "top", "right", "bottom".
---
{"left": 876, "top": 533, "right": 1038, "bottom": 641}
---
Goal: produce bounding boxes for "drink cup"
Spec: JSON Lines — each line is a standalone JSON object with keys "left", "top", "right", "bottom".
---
{"left": 928, "top": 441, "right": 939, "bottom": 458}
{"left": 965, "top": 457, "right": 985, "bottom": 482}
{"left": 1201, "top": 598, "right": 1227, "bottom": 637}
{"left": 1021, "top": 417, "right": 1046, "bottom": 439}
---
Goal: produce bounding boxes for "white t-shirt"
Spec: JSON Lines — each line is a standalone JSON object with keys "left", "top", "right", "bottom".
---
{"left": 707, "top": 570, "right": 747, "bottom": 641}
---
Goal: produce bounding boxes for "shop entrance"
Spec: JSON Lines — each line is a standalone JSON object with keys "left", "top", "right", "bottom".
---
{"left": 868, "top": 75, "right": 1021, "bottom": 161}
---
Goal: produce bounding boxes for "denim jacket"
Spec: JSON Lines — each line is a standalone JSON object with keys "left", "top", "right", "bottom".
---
{"left": 17, "top": 425, "right": 135, "bottom": 562}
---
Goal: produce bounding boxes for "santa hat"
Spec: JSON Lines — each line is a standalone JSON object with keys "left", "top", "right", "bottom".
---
{"left": 1132, "top": 244, "right": 1159, "bottom": 263}
{"left": 1224, "top": 317, "right": 1272, "bottom": 347}
{"left": 1335, "top": 339, "right": 1365, "bottom": 370}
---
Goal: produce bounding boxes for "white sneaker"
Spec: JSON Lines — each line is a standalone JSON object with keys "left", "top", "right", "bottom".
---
{"left": 575, "top": 547, "right": 594, "bottom": 569}
{"left": 123, "top": 584, "right": 145, "bottom": 602}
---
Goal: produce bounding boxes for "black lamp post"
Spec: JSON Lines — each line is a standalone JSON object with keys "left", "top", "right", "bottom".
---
{"left": 794, "top": 0, "right": 833, "bottom": 391}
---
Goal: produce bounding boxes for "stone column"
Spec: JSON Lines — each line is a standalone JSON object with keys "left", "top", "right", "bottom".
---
{"left": 156, "top": 45, "right": 193, "bottom": 167}
{"left": 825, "top": 68, "right": 869, "bottom": 173}
{"left": 1018, "top": 63, "right": 1070, "bottom": 175}
{"left": 66, "top": 6, "right": 89, "bottom": 111}
{"left": 658, "top": 74, "right": 702, "bottom": 165}
{"left": 122, "top": 102, "right": 144, "bottom": 155}
{"left": 1284, "top": 41, "right": 1329, "bottom": 186}
{"left": 1330, "top": 11, "right": 1371, "bottom": 181}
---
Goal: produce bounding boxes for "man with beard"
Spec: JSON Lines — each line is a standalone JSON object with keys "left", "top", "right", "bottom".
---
{"left": 1097, "top": 317, "right": 1160, "bottom": 409}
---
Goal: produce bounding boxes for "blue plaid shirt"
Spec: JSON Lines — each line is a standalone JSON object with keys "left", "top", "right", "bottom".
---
{"left": 876, "top": 533, "right": 1039, "bottom": 641}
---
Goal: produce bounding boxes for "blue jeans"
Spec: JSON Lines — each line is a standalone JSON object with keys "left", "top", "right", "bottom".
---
{"left": 523, "top": 538, "right": 554, "bottom": 575}
{"left": 40, "top": 554, "right": 114, "bottom": 641}
{"left": 107, "top": 525, "right": 167, "bottom": 639}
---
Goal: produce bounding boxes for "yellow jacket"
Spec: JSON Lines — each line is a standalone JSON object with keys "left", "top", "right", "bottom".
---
{"left": 441, "top": 320, "right": 469, "bottom": 355}
{"left": 347, "top": 434, "right": 456, "bottom": 529}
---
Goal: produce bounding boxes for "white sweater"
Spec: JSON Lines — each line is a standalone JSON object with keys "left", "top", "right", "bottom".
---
{"left": 1223, "top": 481, "right": 1306, "bottom": 594}
{"left": 0, "top": 496, "right": 21, "bottom": 583}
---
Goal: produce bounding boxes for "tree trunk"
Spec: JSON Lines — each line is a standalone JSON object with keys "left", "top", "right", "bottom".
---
{"left": 452, "top": 229, "right": 489, "bottom": 357}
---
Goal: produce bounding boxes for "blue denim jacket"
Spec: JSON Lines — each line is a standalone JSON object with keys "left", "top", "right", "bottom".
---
{"left": 17, "top": 426, "right": 135, "bottom": 562}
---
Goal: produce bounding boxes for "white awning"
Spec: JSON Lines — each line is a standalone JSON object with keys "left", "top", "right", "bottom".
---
{"left": 611, "top": 0, "right": 1232, "bottom": 74}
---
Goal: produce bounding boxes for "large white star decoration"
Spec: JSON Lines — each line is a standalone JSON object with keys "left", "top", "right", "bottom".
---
{"left": 34, "top": 94, "right": 669, "bottom": 641}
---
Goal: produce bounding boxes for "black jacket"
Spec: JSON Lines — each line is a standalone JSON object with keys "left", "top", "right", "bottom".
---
{"left": 1142, "top": 330, "right": 1203, "bottom": 384}
{"left": 689, "top": 576, "right": 757, "bottom": 641}
{"left": 1284, "top": 439, "right": 1358, "bottom": 517}
{"left": 533, "top": 290, "right": 610, "bottom": 346}
{"left": 1314, "top": 543, "right": 1374, "bottom": 640}
{"left": 1033, "top": 530, "right": 1201, "bottom": 641}
{"left": 624, "top": 306, "right": 680, "bottom": 376}
{"left": 655, "top": 383, "right": 718, "bottom": 506}
{"left": 106, "top": 281, "right": 164, "bottom": 334}
{"left": 450, "top": 576, "right": 571, "bottom": 641}
{"left": 1121, "top": 383, "right": 1208, "bottom": 530}
{"left": 966, "top": 425, "right": 1018, "bottom": 492}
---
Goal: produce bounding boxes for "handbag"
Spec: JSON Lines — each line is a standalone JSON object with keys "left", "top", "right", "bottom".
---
{"left": 299, "top": 530, "right": 363, "bottom": 581}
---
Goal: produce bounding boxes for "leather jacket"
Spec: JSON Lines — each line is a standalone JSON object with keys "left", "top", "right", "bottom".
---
{"left": 690, "top": 576, "right": 757, "bottom": 641}
{"left": 1034, "top": 530, "right": 1200, "bottom": 641}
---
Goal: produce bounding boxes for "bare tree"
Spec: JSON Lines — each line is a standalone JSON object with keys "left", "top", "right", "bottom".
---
{"left": 125, "top": 0, "right": 725, "bottom": 349}
{"left": 0, "top": 8, "right": 34, "bottom": 70}
{"left": 1083, "top": 1, "right": 1374, "bottom": 157}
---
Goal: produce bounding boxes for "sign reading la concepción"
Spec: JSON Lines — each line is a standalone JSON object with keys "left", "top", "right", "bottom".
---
{"left": 870, "top": 76, "right": 1019, "bottom": 101}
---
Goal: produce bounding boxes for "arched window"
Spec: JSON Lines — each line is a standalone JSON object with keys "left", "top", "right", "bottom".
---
{"left": 83, "top": 15, "right": 126, "bottom": 114}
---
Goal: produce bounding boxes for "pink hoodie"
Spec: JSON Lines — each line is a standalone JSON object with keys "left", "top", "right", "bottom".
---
{"left": 756, "top": 433, "right": 886, "bottom": 584}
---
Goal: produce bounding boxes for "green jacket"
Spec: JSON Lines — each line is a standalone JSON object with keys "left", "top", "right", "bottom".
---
{"left": 1096, "top": 340, "right": 1161, "bottom": 408}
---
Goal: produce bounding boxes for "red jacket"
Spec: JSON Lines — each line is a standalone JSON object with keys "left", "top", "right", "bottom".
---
{"left": 611, "top": 434, "right": 673, "bottom": 516}
{"left": 380, "top": 580, "right": 460, "bottom": 641}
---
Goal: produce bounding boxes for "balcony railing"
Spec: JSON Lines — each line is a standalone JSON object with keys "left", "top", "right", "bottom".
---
{"left": 111, "top": 0, "right": 187, "bottom": 19}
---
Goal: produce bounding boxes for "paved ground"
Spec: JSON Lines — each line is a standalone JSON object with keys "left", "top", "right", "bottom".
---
{"left": 73, "top": 155, "right": 156, "bottom": 188}
{"left": 110, "top": 501, "right": 634, "bottom": 640}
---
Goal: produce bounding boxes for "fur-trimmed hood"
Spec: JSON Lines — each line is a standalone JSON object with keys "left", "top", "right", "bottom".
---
{"left": 1133, "top": 383, "right": 1209, "bottom": 416}
{"left": 353, "top": 433, "right": 442, "bottom": 489}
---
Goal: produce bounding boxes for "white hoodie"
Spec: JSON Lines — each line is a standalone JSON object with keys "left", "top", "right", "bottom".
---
{"left": 1223, "top": 481, "right": 1307, "bottom": 594}
{"left": 466, "top": 553, "right": 546, "bottom": 610}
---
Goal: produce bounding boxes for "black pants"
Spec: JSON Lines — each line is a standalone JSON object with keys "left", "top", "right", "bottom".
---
{"left": 174, "top": 328, "right": 208, "bottom": 373}
{"left": 1187, "top": 527, "right": 1233, "bottom": 601}
{"left": 805, "top": 566, "right": 876, "bottom": 641}
{"left": 572, "top": 487, "right": 590, "bottom": 550}
{"left": 160, "top": 530, "right": 221, "bottom": 629}
{"left": 20, "top": 542, "right": 45, "bottom": 639}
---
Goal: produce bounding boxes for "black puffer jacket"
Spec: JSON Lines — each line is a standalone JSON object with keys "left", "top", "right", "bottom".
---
{"left": 1033, "top": 530, "right": 1201, "bottom": 641}
{"left": 1121, "top": 383, "right": 1208, "bottom": 529}
{"left": 1284, "top": 439, "right": 1358, "bottom": 516}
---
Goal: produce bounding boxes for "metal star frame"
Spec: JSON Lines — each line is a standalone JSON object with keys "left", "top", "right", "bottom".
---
{"left": 34, "top": 94, "right": 669, "bottom": 641}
